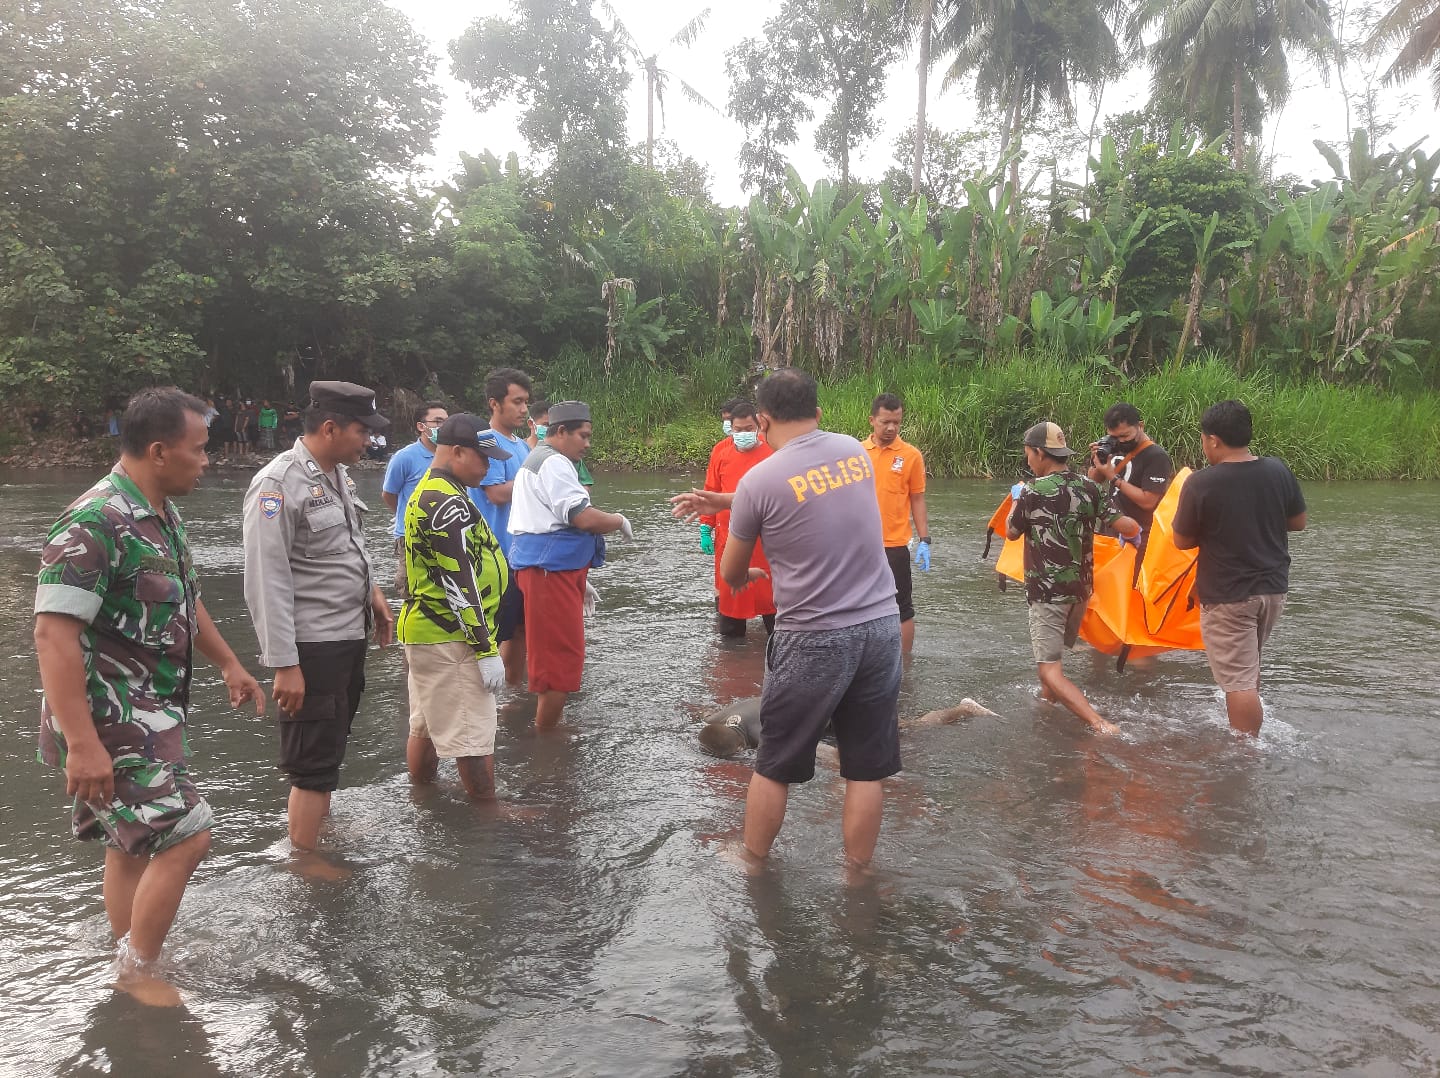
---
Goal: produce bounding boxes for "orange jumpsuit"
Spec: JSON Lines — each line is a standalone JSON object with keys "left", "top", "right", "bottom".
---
{"left": 701, "top": 437, "right": 777, "bottom": 620}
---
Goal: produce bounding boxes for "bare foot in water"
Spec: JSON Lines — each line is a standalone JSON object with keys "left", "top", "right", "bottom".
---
{"left": 287, "top": 849, "right": 352, "bottom": 882}
{"left": 1090, "top": 718, "right": 1120, "bottom": 736}
{"left": 113, "top": 939, "right": 182, "bottom": 1007}
{"left": 715, "top": 838, "right": 768, "bottom": 876}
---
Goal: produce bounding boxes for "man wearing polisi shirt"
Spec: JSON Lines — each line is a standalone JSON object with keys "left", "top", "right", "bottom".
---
{"left": 1086, "top": 402, "right": 1174, "bottom": 544}
{"left": 508, "top": 401, "right": 633, "bottom": 731}
{"left": 398, "top": 415, "right": 512, "bottom": 800}
{"left": 242, "top": 380, "right": 394, "bottom": 869}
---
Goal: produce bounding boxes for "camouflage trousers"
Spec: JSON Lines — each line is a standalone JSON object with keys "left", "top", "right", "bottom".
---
{"left": 73, "top": 755, "right": 214, "bottom": 857}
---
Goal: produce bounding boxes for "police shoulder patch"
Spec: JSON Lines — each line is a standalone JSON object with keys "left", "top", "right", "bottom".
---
{"left": 259, "top": 492, "right": 283, "bottom": 519}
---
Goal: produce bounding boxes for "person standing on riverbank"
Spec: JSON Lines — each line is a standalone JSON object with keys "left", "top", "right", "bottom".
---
{"left": 399, "top": 415, "right": 512, "bottom": 800}
{"left": 258, "top": 400, "right": 279, "bottom": 451}
{"left": 33, "top": 387, "right": 265, "bottom": 1004}
{"left": 1172, "top": 399, "right": 1307, "bottom": 736}
{"left": 382, "top": 401, "right": 448, "bottom": 596}
{"left": 242, "top": 381, "right": 394, "bottom": 870}
{"left": 862, "top": 393, "right": 931, "bottom": 654}
{"left": 671, "top": 369, "right": 902, "bottom": 871}
{"left": 475, "top": 367, "right": 533, "bottom": 685}
{"left": 699, "top": 400, "right": 776, "bottom": 637}
{"left": 509, "top": 401, "right": 632, "bottom": 730}
{"left": 1006, "top": 421, "right": 1138, "bottom": 736}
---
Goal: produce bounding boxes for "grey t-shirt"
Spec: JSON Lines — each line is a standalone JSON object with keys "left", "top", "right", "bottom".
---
{"left": 728, "top": 428, "right": 898, "bottom": 631}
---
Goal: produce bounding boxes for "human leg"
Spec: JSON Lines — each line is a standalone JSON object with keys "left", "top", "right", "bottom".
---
{"left": 519, "top": 568, "right": 586, "bottom": 729}
{"left": 885, "top": 546, "right": 915, "bottom": 653}
{"left": 535, "top": 691, "right": 567, "bottom": 730}
{"left": 1201, "top": 596, "right": 1283, "bottom": 736}
{"left": 278, "top": 640, "right": 366, "bottom": 847}
{"left": 455, "top": 755, "right": 497, "bottom": 801}
{"left": 841, "top": 780, "right": 885, "bottom": 867}
{"left": 125, "top": 829, "right": 212, "bottom": 962}
{"left": 1028, "top": 602, "right": 1115, "bottom": 733}
{"left": 102, "top": 848, "right": 149, "bottom": 940}
{"left": 1036, "top": 661, "right": 1116, "bottom": 734}
{"left": 742, "top": 772, "right": 790, "bottom": 859}
{"left": 900, "top": 618, "right": 915, "bottom": 653}
{"left": 496, "top": 582, "right": 527, "bottom": 686}
{"left": 407, "top": 736, "right": 439, "bottom": 784}
{"left": 287, "top": 788, "right": 331, "bottom": 850}
{"left": 1223, "top": 690, "right": 1265, "bottom": 735}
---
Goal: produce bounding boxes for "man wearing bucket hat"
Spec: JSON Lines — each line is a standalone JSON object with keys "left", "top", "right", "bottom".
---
{"left": 508, "top": 401, "right": 633, "bottom": 730}
{"left": 398, "top": 415, "right": 513, "bottom": 800}
{"left": 242, "top": 380, "right": 395, "bottom": 866}
{"left": 1005, "top": 420, "right": 1139, "bottom": 736}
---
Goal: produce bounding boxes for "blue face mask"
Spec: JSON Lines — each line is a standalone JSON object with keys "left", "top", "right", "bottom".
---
{"left": 533, "top": 423, "right": 548, "bottom": 440}
{"left": 722, "top": 419, "right": 733, "bottom": 436}
{"left": 732, "top": 430, "right": 759, "bottom": 451}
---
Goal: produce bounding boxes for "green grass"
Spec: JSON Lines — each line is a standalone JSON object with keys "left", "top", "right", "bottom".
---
{"left": 531, "top": 345, "right": 1440, "bottom": 480}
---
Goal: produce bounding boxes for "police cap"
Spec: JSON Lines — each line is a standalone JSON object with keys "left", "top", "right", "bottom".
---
{"left": 308, "top": 380, "right": 389, "bottom": 431}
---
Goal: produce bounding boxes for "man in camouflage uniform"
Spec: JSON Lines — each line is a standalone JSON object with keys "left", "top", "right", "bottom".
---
{"left": 398, "top": 415, "right": 512, "bottom": 800}
{"left": 1006, "top": 421, "right": 1139, "bottom": 736}
{"left": 34, "top": 388, "right": 264, "bottom": 1000}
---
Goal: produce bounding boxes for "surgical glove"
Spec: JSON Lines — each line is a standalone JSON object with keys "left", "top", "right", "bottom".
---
{"left": 477, "top": 654, "right": 506, "bottom": 693}
{"left": 699, "top": 523, "right": 715, "bottom": 555}
{"left": 617, "top": 514, "right": 634, "bottom": 542}
{"left": 583, "top": 581, "right": 599, "bottom": 618}
{"left": 1010, "top": 482, "right": 1025, "bottom": 502}
{"left": 1119, "top": 531, "right": 1144, "bottom": 550}
{"left": 915, "top": 540, "right": 931, "bottom": 572}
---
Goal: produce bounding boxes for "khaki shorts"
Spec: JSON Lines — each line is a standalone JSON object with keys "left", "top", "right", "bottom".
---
{"left": 405, "top": 641, "right": 497, "bottom": 758}
{"left": 1028, "top": 599, "right": 1086, "bottom": 664}
{"left": 1200, "top": 593, "right": 1286, "bottom": 693}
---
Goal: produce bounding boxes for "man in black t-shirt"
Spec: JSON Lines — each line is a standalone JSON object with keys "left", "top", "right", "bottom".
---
{"left": 1087, "top": 402, "right": 1173, "bottom": 537}
{"left": 1173, "top": 400, "right": 1307, "bottom": 736}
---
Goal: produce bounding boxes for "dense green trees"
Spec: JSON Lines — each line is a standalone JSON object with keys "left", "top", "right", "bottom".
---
{"left": 0, "top": 0, "right": 1436, "bottom": 434}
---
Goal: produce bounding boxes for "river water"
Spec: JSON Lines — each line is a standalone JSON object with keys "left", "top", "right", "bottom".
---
{"left": 0, "top": 466, "right": 1436, "bottom": 1076}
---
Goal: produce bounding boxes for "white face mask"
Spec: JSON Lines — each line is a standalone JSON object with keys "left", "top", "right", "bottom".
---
{"left": 732, "top": 430, "right": 759, "bottom": 452}
{"left": 722, "top": 419, "right": 733, "bottom": 436}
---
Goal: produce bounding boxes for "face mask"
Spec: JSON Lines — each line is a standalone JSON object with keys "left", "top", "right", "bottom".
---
{"left": 426, "top": 424, "right": 441, "bottom": 442}
{"left": 533, "top": 423, "right": 548, "bottom": 440}
{"left": 732, "top": 430, "right": 759, "bottom": 452}
{"left": 722, "top": 419, "right": 733, "bottom": 436}
{"left": 1113, "top": 438, "right": 1139, "bottom": 455}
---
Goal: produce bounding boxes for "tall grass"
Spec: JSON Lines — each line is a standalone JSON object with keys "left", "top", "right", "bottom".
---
{"left": 533, "top": 345, "right": 1440, "bottom": 480}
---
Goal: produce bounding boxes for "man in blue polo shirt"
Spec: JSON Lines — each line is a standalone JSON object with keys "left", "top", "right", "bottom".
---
{"left": 473, "top": 367, "right": 533, "bottom": 684}
{"left": 382, "top": 401, "right": 448, "bottom": 595}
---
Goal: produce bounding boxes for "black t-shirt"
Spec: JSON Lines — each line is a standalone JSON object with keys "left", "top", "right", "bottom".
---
{"left": 1173, "top": 457, "right": 1306, "bottom": 605}
{"left": 1110, "top": 442, "right": 1174, "bottom": 531}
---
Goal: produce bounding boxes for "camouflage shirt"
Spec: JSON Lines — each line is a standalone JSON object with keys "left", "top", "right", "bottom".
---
{"left": 1010, "top": 469, "right": 1121, "bottom": 605}
{"left": 397, "top": 468, "right": 508, "bottom": 656}
{"left": 34, "top": 466, "right": 199, "bottom": 767}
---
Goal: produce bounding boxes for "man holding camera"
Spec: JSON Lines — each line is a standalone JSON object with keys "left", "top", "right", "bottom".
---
{"left": 1086, "top": 403, "right": 1173, "bottom": 545}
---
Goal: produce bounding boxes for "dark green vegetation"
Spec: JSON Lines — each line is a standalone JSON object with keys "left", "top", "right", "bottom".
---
{"left": 2, "top": 0, "right": 1438, "bottom": 477}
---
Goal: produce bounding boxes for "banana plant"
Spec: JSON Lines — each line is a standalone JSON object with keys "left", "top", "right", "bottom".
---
{"left": 1172, "top": 211, "right": 1252, "bottom": 371}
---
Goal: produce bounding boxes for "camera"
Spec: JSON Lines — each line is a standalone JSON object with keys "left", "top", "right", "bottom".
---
{"left": 1094, "top": 435, "right": 1121, "bottom": 461}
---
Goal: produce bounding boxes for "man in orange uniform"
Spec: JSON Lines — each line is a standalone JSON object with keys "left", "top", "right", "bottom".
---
{"left": 699, "top": 400, "right": 777, "bottom": 636}
{"left": 862, "top": 393, "right": 930, "bottom": 653}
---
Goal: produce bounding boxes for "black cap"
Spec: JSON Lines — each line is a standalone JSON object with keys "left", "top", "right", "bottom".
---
{"left": 547, "top": 400, "right": 591, "bottom": 425}
{"left": 308, "top": 380, "right": 389, "bottom": 431}
{"left": 435, "top": 414, "right": 512, "bottom": 460}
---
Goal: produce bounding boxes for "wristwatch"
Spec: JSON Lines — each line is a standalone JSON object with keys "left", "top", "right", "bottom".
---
{"left": 919, "top": 536, "right": 931, "bottom": 545}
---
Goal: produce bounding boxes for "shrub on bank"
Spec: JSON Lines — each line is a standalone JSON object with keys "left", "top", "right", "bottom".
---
{"left": 540, "top": 347, "right": 1440, "bottom": 481}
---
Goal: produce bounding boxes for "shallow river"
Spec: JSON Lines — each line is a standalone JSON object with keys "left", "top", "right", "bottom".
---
{"left": 0, "top": 466, "right": 1437, "bottom": 1077}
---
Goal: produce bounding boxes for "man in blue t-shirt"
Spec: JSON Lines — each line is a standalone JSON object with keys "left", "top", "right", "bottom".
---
{"left": 473, "top": 367, "right": 533, "bottom": 684}
{"left": 381, "top": 401, "right": 448, "bottom": 594}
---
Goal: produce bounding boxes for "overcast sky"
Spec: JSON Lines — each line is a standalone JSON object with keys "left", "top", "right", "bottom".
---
{"left": 386, "top": 0, "right": 1433, "bottom": 206}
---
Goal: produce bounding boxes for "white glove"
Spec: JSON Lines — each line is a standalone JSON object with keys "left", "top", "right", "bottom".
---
{"left": 477, "top": 654, "right": 506, "bottom": 693}
{"left": 616, "top": 514, "right": 634, "bottom": 541}
{"left": 583, "top": 581, "right": 599, "bottom": 618}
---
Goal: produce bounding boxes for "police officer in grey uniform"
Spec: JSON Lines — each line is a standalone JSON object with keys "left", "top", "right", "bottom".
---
{"left": 242, "top": 380, "right": 394, "bottom": 861}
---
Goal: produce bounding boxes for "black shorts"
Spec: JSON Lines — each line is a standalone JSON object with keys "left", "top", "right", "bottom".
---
{"left": 278, "top": 639, "right": 367, "bottom": 792}
{"left": 497, "top": 578, "right": 525, "bottom": 643}
{"left": 885, "top": 545, "right": 915, "bottom": 622}
{"left": 756, "top": 614, "right": 902, "bottom": 784}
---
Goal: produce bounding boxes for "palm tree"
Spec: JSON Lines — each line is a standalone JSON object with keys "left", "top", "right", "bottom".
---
{"left": 599, "top": 3, "right": 719, "bottom": 169}
{"left": 1366, "top": 0, "right": 1440, "bottom": 105}
{"left": 1132, "top": 0, "right": 1335, "bottom": 168}
{"left": 940, "top": 0, "right": 1122, "bottom": 203}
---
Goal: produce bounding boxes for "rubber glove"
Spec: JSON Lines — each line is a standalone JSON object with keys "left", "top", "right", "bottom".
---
{"left": 1010, "top": 482, "right": 1025, "bottom": 502}
{"left": 1119, "top": 530, "right": 1144, "bottom": 550}
{"left": 583, "top": 581, "right": 599, "bottom": 618}
{"left": 477, "top": 654, "right": 506, "bottom": 693}
{"left": 699, "top": 523, "right": 715, "bottom": 555}
{"left": 914, "top": 540, "right": 931, "bottom": 572}
{"left": 617, "top": 514, "right": 634, "bottom": 542}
